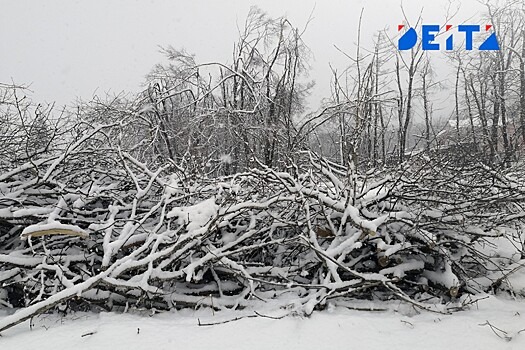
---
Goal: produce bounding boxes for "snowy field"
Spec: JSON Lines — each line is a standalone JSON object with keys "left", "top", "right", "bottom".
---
{"left": 1, "top": 295, "right": 524, "bottom": 350}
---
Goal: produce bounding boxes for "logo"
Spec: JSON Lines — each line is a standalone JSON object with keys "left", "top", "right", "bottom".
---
{"left": 397, "top": 24, "right": 500, "bottom": 51}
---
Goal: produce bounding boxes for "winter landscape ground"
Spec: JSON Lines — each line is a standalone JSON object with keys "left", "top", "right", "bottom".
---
{"left": 1, "top": 295, "right": 525, "bottom": 349}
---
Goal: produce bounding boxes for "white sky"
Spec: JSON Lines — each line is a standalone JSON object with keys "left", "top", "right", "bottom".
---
{"left": 0, "top": 0, "right": 486, "bottom": 111}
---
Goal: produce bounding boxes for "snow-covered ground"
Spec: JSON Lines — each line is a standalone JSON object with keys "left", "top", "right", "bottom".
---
{"left": 1, "top": 295, "right": 524, "bottom": 349}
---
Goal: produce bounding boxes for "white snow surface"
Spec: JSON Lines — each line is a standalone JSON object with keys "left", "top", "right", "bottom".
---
{"left": 19, "top": 222, "right": 88, "bottom": 239}
{"left": 219, "top": 154, "right": 232, "bottom": 164}
{"left": 1, "top": 295, "right": 525, "bottom": 349}
{"left": 167, "top": 197, "right": 218, "bottom": 232}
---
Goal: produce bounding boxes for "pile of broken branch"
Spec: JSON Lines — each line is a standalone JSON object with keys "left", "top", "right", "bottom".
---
{"left": 1, "top": 125, "right": 524, "bottom": 333}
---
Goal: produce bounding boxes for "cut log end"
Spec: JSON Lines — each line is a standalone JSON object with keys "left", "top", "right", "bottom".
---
{"left": 20, "top": 229, "right": 89, "bottom": 240}
{"left": 378, "top": 255, "right": 390, "bottom": 268}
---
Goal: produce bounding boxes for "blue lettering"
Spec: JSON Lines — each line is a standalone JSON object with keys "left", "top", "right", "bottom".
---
{"left": 458, "top": 25, "right": 480, "bottom": 50}
{"left": 422, "top": 25, "right": 440, "bottom": 50}
{"left": 398, "top": 27, "right": 417, "bottom": 50}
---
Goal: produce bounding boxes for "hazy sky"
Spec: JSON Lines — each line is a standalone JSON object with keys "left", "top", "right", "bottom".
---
{"left": 0, "top": 0, "right": 487, "bottom": 110}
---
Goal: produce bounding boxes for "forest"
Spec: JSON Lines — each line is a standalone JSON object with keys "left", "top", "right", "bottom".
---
{"left": 1, "top": 1, "right": 525, "bottom": 333}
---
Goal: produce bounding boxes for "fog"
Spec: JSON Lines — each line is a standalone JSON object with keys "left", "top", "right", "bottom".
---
{"left": 1, "top": 0, "right": 486, "bottom": 116}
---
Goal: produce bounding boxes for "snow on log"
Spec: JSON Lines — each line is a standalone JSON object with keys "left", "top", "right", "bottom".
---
{"left": 167, "top": 197, "right": 218, "bottom": 231}
{"left": 20, "top": 222, "right": 89, "bottom": 239}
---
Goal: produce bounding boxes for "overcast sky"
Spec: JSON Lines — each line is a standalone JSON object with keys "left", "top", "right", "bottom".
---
{"left": 0, "top": 0, "right": 487, "bottom": 111}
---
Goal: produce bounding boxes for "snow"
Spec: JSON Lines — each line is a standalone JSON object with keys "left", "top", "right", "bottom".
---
{"left": 423, "top": 260, "right": 459, "bottom": 289}
{"left": 138, "top": 104, "right": 155, "bottom": 114}
{"left": 164, "top": 173, "right": 183, "bottom": 197}
{"left": 167, "top": 197, "right": 219, "bottom": 232}
{"left": 219, "top": 154, "right": 232, "bottom": 164}
{"left": 1, "top": 296, "right": 525, "bottom": 349}
{"left": 19, "top": 222, "right": 88, "bottom": 239}
{"left": 72, "top": 198, "right": 86, "bottom": 209}
{"left": 506, "top": 268, "right": 525, "bottom": 295}
{"left": 447, "top": 115, "right": 503, "bottom": 129}
{"left": 12, "top": 207, "right": 54, "bottom": 218}
{"left": 380, "top": 259, "right": 425, "bottom": 278}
